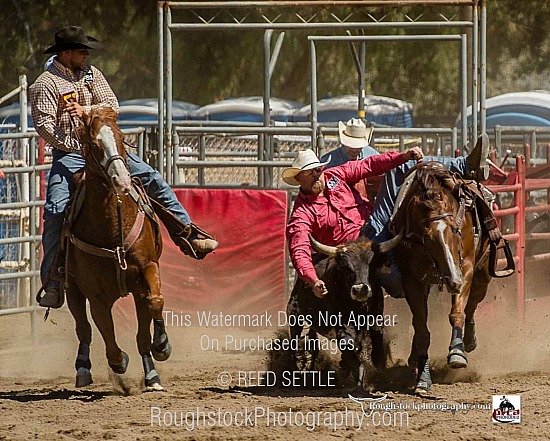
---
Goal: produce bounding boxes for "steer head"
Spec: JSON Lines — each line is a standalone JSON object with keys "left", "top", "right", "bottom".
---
{"left": 309, "top": 231, "right": 403, "bottom": 302}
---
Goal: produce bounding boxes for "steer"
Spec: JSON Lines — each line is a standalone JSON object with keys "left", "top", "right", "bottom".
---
{"left": 286, "top": 231, "right": 402, "bottom": 389}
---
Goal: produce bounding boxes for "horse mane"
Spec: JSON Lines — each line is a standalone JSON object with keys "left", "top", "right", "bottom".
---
{"left": 415, "top": 162, "right": 456, "bottom": 211}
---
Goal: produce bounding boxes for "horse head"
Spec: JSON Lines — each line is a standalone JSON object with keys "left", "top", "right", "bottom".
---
{"left": 79, "top": 107, "right": 132, "bottom": 196}
{"left": 407, "top": 162, "right": 463, "bottom": 293}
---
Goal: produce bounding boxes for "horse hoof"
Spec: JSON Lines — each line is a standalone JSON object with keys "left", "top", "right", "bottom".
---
{"left": 448, "top": 353, "right": 468, "bottom": 369}
{"left": 75, "top": 368, "right": 93, "bottom": 388}
{"left": 145, "top": 378, "right": 164, "bottom": 392}
{"left": 146, "top": 382, "right": 164, "bottom": 392}
{"left": 152, "top": 339, "right": 172, "bottom": 362}
{"left": 110, "top": 351, "right": 129, "bottom": 374}
{"left": 415, "top": 384, "right": 431, "bottom": 395}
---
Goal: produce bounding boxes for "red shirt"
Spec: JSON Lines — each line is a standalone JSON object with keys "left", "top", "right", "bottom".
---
{"left": 287, "top": 151, "right": 407, "bottom": 284}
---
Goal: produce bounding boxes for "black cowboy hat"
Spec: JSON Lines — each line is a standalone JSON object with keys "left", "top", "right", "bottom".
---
{"left": 43, "top": 25, "right": 103, "bottom": 54}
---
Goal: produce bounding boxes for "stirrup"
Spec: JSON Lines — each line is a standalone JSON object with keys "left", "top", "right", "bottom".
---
{"left": 177, "top": 223, "right": 217, "bottom": 260}
{"left": 489, "top": 238, "right": 515, "bottom": 278}
{"left": 36, "top": 284, "right": 65, "bottom": 310}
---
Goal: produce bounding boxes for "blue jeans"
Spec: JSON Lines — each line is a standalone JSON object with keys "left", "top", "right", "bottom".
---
{"left": 362, "top": 157, "right": 468, "bottom": 298}
{"left": 41, "top": 149, "right": 191, "bottom": 286}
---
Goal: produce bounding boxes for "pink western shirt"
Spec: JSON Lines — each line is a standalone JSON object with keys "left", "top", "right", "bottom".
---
{"left": 286, "top": 151, "right": 407, "bottom": 284}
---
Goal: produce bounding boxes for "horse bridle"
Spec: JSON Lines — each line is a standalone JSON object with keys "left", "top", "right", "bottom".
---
{"left": 403, "top": 196, "right": 466, "bottom": 289}
{"left": 87, "top": 145, "right": 129, "bottom": 187}
{"left": 407, "top": 194, "right": 466, "bottom": 241}
{"left": 421, "top": 212, "right": 454, "bottom": 224}
{"left": 72, "top": 114, "right": 130, "bottom": 186}
{"left": 104, "top": 154, "right": 128, "bottom": 175}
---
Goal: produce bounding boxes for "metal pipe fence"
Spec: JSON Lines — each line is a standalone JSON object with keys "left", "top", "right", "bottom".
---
{"left": 2, "top": 115, "right": 549, "bottom": 324}
{"left": 161, "top": 1, "right": 486, "bottom": 184}
{"left": 172, "top": 124, "right": 458, "bottom": 186}
{"left": 493, "top": 125, "right": 550, "bottom": 164}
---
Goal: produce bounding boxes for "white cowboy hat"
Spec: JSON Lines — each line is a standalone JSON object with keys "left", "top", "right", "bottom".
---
{"left": 338, "top": 118, "right": 374, "bottom": 148}
{"left": 282, "top": 149, "right": 330, "bottom": 186}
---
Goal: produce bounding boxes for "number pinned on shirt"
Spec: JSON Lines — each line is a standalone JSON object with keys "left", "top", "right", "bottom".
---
{"left": 84, "top": 69, "right": 94, "bottom": 83}
{"left": 60, "top": 86, "right": 77, "bottom": 104}
{"left": 327, "top": 176, "right": 340, "bottom": 190}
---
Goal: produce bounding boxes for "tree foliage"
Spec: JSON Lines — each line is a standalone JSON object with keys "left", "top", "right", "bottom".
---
{"left": 0, "top": 1, "right": 549, "bottom": 124}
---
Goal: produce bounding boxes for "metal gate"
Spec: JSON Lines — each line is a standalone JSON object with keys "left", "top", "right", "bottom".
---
{"left": 158, "top": 0, "right": 487, "bottom": 186}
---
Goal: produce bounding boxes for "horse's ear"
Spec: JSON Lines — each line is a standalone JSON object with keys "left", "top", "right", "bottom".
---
{"left": 102, "top": 106, "right": 118, "bottom": 122}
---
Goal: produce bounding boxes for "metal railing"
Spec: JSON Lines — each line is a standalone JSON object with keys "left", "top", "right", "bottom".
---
{"left": 160, "top": 1, "right": 486, "bottom": 181}
{"left": 172, "top": 124, "right": 459, "bottom": 187}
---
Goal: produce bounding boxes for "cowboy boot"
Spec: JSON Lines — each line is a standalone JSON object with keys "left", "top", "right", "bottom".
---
{"left": 149, "top": 198, "right": 218, "bottom": 259}
{"left": 466, "top": 133, "right": 490, "bottom": 181}
{"left": 190, "top": 236, "right": 219, "bottom": 254}
{"left": 38, "top": 284, "right": 61, "bottom": 308}
{"left": 183, "top": 223, "right": 219, "bottom": 259}
{"left": 37, "top": 248, "right": 66, "bottom": 308}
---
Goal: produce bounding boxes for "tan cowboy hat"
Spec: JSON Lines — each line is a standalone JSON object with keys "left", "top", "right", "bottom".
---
{"left": 338, "top": 118, "right": 374, "bottom": 148}
{"left": 282, "top": 149, "right": 330, "bottom": 186}
{"left": 44, "top": 26, "right": 103, "bottom": 54}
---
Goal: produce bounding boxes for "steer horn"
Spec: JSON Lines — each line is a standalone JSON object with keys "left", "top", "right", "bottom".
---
{"left": 309, "top": 234, "right": 337, "bottom": 256}
{"left": 378, "top": 228, "right": 404, "bottom": 253}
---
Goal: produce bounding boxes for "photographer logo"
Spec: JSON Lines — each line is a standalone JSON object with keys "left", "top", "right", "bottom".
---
{"left": 492, "top": 395, "right": 521, "bottom": 424}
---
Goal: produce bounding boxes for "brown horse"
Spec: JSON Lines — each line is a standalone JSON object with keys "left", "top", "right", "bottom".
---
{"left": 63, "top": 107, "right": 170, "bottom": 391}
{"left": 392, "top": 161, "right": 494, "bottom": 394}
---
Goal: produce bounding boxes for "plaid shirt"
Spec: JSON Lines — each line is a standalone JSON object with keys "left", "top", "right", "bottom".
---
{"left": 30, "top": 59, "right": 118, "bottom": 152}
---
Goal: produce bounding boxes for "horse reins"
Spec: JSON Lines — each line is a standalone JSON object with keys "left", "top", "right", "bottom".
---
{"left": 66, "top": 115, "right": 148, "bottom": 297}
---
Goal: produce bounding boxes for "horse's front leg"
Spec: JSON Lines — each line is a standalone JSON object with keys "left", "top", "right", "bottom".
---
{"left": 143, "top": 262, "right": 171, "bottom": 362}
{"left": 133, "top": 292, "right": 163, "bottom": 391}
{"left": 447, "top": 267, "right": 474, "bottom": 368}
{"left": 66, "top": 285, "right": 93, "bottom": 387}
{"left": 89, "top": 299, "right": 129, "bottom": 374}
{"left": 464, "top": 264, "right": 491, "bottom": 353}
{"left": 404, "top": 278, "right": 431, "bottom": 393}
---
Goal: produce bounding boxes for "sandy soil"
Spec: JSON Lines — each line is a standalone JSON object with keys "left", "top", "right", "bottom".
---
{"left": 0, "top": 289, "right": 549, "bottom": 441}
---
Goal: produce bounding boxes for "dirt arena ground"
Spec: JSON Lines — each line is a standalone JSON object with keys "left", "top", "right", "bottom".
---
{"left": 0, "top": 287, "right": 549, "bottom": 440}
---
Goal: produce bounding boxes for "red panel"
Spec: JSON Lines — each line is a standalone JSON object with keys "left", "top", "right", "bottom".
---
{"left": 147, "top": 189, "right": 288, "bottom": 318}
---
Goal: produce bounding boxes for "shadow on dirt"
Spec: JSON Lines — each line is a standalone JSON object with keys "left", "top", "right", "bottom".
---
{"left": 201, "top": 384, "right": 386, "bottom": 399}
{"left": 0, "top": 388, "right": 110, "bottom": 402}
